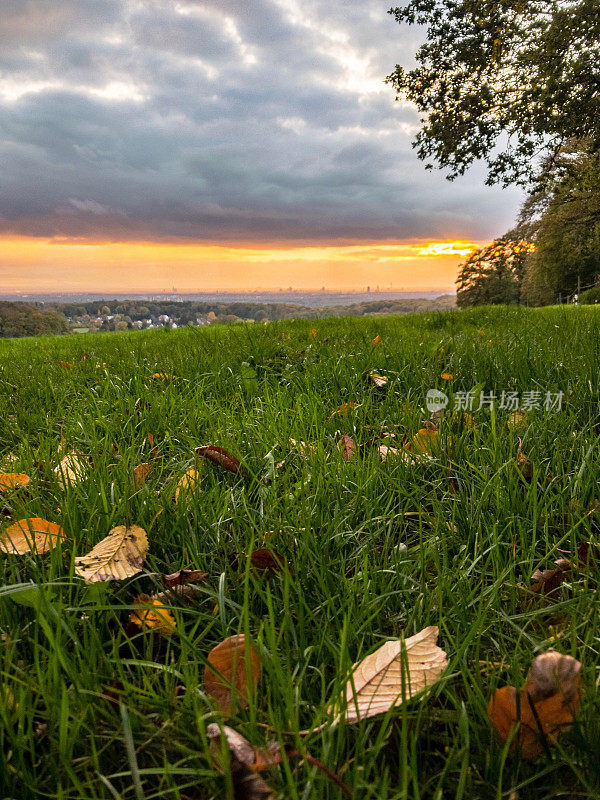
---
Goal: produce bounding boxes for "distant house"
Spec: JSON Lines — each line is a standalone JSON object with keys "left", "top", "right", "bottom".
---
{"left": 158, "top": 314, "right": 170, "bottom": 324}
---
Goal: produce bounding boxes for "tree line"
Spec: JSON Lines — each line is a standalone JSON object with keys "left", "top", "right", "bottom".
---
{"left": 388, "top": 0, "right": 600, "bottom": 307}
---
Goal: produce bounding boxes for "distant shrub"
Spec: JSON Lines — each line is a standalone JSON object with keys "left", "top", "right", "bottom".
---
{"left": 0, "top": 302, "right": 69, "bottom": 338}
{"left": 579, "top": 287, "right": 600, "bottom": 304}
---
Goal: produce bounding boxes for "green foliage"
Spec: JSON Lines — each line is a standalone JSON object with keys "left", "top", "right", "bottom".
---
{"left": 387, "top": 0, "right": 600, "bottom": 185}
{"left": 521, "top": 147, "right": 600, "bottom": 304}
{"left": 579, "top": 286, "right": 600, "bottom": 304}
{"left": 0, "top": 311, "right": 600, "bottom": 797}
{"left": 456, "top": 237, "right": 529, "bottom": 307}
{"left": 0, "top": 302, "right": 69, "bottom": 338}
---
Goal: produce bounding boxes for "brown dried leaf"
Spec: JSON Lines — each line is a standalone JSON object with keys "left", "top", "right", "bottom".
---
{"left": 330, "top": 402, "right": 359, "bottom": 418}
{"left": 371, "top": 334, "right": 381, "bottom": 345}
{"left": 338, "top": 435, "right": 356, "bottom": 461}
{"left": 196, "top": 445, "right": 244, "bottom": 475}
{"left": 207, "top": 724, "right": 282, "bottom": 771}
{"left": 488, "top": 651, "right": 581, "bottom": 759}
{"left": 0, "top": 473, "right": 30, "bottom": 493}
{"left": 203, "top": 634, "right": 261, "bottom": 717}
{"left": 331, "top": 626, "right": 447, "bottom": 724}
{"left": 0, "top": 518, "right": 65, "bottom": 554}
{"left": 163, "top": 569, "right": 208, "bottom": 586}
{"left": 129, "top": 594, "right": 176, "bottom": 637}
{"left": 133, "top": 462, "right": 152, "bottom": 488}
{"left": 250, "top": 548, "right": 286, "bottom": 576}
{"left": 74, "top": 524, "right": 148, "bottom": 583}
{"left": 378, "top": 444, "right": 400, "bottom": 461}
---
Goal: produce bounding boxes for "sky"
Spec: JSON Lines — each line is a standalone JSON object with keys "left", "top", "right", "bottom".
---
{"left": 0, "top": 0, "right": 522, "bottom": 293}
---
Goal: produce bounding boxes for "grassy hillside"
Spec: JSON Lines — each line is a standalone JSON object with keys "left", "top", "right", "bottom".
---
{"left": 0, "top": 306, "right": 599, "bottom": 799}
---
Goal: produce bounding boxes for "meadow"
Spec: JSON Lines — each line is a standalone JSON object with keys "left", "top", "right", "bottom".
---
{"left": 0, "top": 305, "right": 599, "bottom": 799}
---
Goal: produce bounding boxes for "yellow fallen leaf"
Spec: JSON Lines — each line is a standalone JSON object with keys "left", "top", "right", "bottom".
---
{"left": 371, "top": 335, "right": 381, "bottom": 345}
{"left": 175, "top": 468, "right": 202, "bottom": 502}
{"left": 0, "top": 518, "right": 65, "bottom": 554}
{"left": 75, "top": 525, "right": 148, "bottom": 583}
{"left": 406, "top": 428, "right": 439, "bottom": 454}
{"left": 441, "top": 373, "right": 453, "bottom": 380}
{"left": 133, "top": 462, "right": 152, "bottom": 488}
{"left": 129, "top": 594, "right": 176, "bottom": 636}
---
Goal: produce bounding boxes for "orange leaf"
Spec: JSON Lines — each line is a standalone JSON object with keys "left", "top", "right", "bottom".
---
{"left": 0, "top": 473, "right": 30, "bottom": 493}
{"left": 0, "top": 518, "right": 65, "bottom": 554}
{"left": 440, "top": 372, "right": 453, "bottom": 380}
{"left": 133, "top": 462, "right": 152, "bottom": 488}
{"left": 203, "top": 634, "right": 261, "bottom": 717}
{"left": 309, "top": 328, "right": 317, "bottom": 339}
{"left": 406, "top": 428, "right": 438, "bottom": 454}
{"left": 371, "top": 334, "right": 381, "bottom": 345}
{"left": 488, "top": 651, "right": 581, "bottom": 759}
{"left": 58, "top": 360, "right": 72, "bottom": 369}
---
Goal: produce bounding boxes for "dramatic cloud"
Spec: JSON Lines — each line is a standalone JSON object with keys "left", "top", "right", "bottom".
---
{"left": 0, "top": 0, "right": 522, "bottom": 245}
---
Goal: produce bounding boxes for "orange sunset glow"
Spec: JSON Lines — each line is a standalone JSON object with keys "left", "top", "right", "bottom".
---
{"left": 0, "top": 238, "right": 480, "bottom": 293}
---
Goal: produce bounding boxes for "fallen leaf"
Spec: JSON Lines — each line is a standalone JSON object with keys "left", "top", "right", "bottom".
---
{"left": 152, "top": 372, "right": 170, "bottom": 380}
{"left": 203, "top": 634, "right": 261, "bottom": 717}
{"left": 488, "top": 651, "right": 581, "bottom": 759}
{"left": 378, "top": 444, "right": 400, "bottom": 461}
{"left": 74, "top": 524, "right": 148, "bottom": 583}
{"left": 508, "top": 410, "right": 527, "bottom": 429}
{"left": 516, "top": 449, "right": 534, "bottom": 481}
{"left": 309, "top": 328, "right": 317, "bottom": 339}
{"left": 330, "top": 626, "right": 447, "bottom": 724}
{"left": 0, "top": 473, "right": 30, "bottom": 493}
{"left": 54, "top": 451, "right": 87, "bottom": 488}
{"left": 133, "top": 462, "right": 152, "bottom": 488}
{"left": 129, "top": 594, "right": 176, "bottom": 636}
{"left": 175, "top": 467, "right": 202, "bottom": 501}
{"left": 0, "top": 518, "right": 65, "bottom": 554}
{"left": 331, "top": 402, "right": 359, "bottom": 418}
{"left": 196, "top": 445, "right": 244, "bottom": 475}
{"left": 368, "top": 371, "right": 388, "bottom": 388}
{"left": 250, "top": 548, "right": 287, "bottom": 576}
{"left": 371, "top": 334, "right": 381, "bottom": 345}
{"left": 58, "top": 360, "right": 72, "bottom": 369}
{"left": 163, "top": 569, "right": 208, "bottom": 586}
{"left": 338, "top": 435, "right": 356, "bottom": 461}
{"left": 440, "top": 372, "right": 453, "bottom": 380}
{"left": 406, "top": 428, "right": 439, "bottom": 454}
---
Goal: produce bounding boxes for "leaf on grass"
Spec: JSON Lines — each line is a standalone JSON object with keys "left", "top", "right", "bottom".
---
{"left": 250, "top": 548, "right": 287, "bottom": 576}
{"left": 152, "top": 372, "right": 171, "bottom": 380}
{"left": 129, "top": 594, "right": 176, "bottom": 637}
{"left": 0, "top": 518, "right": 65, "bottom": 554}
{"left": 378, "top": 444, "right": 401, "bottom": 461}
{"left": 74, "top": 524, "right": 148, "bottom": 583}
{"left": 405, "top": 428, "right": 439, "bottom": 455}
{"left": 133, "top": 462, "right": 152, "bottom": 488}
{"left": 0, "top": 473, "right": 30, "bottom": 493}
{"left": 488, "top": 651, "right": 581, "bottom": 759}
{"left": 516, "top": 449, "right": 534, "bottom": 481}
{"left": 330, "top": 626, "right": 447, "bottom": 724}
{"left": 196, "top": 445, "right": 244, "bottom": 475}
{"left": 330, "top": 402, "right": 359, "bottom": 418}
{"left": 440, "top": 372, "right": 453, "bottom": 380}
{"left": 207, "top": 724, "right": 281, "bottom": 772}
{"left": 309, "top": 328, "right": 318, "bottom": 339}
{"left": 508, "top": 410, "right": 527, "bottom": 429}
{"left": 175, "top": 468, "right": 202, "bottom": 501}
{"left": 368, "top": 371, "right": 388, "bottom": 388}
{"left": 54, "top": 451, "right": 87, "bottom": 488}
{"left": 530, "top": 542, "right": 600, "bottom": 596}
{"left": 338, "top": 435, "right": 356, "bottom": 461}
{"left": 203, "top": 634, "right": 261, "bottom": 717}
{"left": 371, "top": 334, "right": 381, "bottom": 346}
{"left": 58, "top": 360, "right": 72, "bottom": 369}
{"left": 163, "top": 569, "right": 208, "bottom": 586}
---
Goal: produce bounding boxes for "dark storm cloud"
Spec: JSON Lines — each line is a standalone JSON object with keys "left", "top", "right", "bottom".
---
{"left": 0, "top": 0, "right": 521, "bottom": 243}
